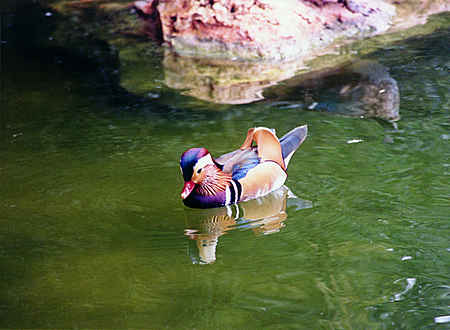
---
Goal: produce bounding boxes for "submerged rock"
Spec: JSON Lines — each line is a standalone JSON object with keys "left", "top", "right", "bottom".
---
{"left": 135, "top": 0, "right": 397, "bottom": 61}
{"left": 264, "top": 60, "right": 400, "bottom": 122}
{"left": 344, "top": 61, "right": 400, "bottom": 121}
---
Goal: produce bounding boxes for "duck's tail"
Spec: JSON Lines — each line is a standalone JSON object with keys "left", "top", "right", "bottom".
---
{"left": 280, "top": 125, "right": 308, "bottom": 168}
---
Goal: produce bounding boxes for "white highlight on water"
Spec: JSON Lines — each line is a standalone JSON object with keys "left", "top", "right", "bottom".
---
{"left": 434, "top": 315, "right": 450, "bottom": 324}
{"left": 347, "top": 139, "right": 364, "bottom": 144}
{"left": 394, "top": 278, "right": 416, "bottom": 301}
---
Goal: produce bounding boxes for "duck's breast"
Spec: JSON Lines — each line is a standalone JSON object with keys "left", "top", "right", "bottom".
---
{"left": 238, "top": 161, "right": 287, "bottom": 201}
{"left": 183, "top": 190, "right": 227, "bottom": 209}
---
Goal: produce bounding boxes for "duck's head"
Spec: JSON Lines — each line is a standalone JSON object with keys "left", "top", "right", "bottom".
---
{"left": 180, "top": 147, "right": 215, "bottom": 199}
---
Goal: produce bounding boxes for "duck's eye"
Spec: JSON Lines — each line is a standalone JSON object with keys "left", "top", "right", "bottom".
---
{"left": 197, "top": 168, "right": 202, "bottom": 174}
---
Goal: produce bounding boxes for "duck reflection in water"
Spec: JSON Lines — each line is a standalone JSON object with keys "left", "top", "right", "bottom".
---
{"left": 184, "top": 186, "right": 312, "bottom": 264}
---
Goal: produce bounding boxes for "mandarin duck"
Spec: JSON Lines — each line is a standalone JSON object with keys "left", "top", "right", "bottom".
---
{"left": 180, "top": 125, "right": 308, "bottom": 208}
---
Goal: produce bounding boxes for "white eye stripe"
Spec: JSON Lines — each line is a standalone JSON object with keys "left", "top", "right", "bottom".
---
{"left": 195, "top": 153, "right": 214, "bottom": 169}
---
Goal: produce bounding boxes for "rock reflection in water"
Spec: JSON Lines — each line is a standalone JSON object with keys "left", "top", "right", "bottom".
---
{"left": 163, "top": 51, "right": 306, "bottom": 104}
{"left": 164, "top": 52, "right": 399, "bottom": 122}
{"left": 184, "top": 186, "right": 312, "bottom": 264}
{"left": 266, "top": 60, "right": 400, "bottom": 122}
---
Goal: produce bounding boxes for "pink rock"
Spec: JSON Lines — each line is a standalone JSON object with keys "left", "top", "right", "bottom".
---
{"left": 134, "top": 0, "right": 158, "bottom": 15}
{"left": 151, "top": 0, "right": 396, "bottom": 60}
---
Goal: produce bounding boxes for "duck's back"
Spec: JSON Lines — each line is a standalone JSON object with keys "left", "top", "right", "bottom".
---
{"left": 215, "top": 148, "right": 260, "bottom": 180}
{"left": 215, "top": 125, "right": 307, "bottom": 203}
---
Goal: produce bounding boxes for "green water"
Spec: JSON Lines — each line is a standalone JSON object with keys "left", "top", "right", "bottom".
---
{"left": 1, "top": 3, "right": 449, "bottom": 329}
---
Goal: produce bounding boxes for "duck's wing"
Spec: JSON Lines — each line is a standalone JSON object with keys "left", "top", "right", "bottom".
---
{"left": 215, "top": 148, "right": 260, "bottom": 180}
{"left": 279, "top": 125, "right": 307, "bottom": 168}
{"left": 215, "top": 149, "right": 245, "bottom": 168}
{"left": 215, "top": 127, "right": 286, "bottom": 181}
{"left": 240, "top": 127, "right": 285, "bottom": 170}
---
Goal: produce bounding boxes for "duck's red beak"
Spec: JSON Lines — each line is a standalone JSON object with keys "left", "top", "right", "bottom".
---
{"left": 181, "top": 181, "right": 195, "bottom": 199}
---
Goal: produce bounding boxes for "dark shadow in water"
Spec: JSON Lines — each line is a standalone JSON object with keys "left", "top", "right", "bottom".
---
{"left": 184, "top": 186, "right": 312, "bottom": 264}
{"left": 264, "top": 60, "right": 401, "bottom": 124}
{"left": 2, "top": 2, "right": 181, "bottom": 121}
{"left": 3, "top": 2, "right": 122, "bottom": 99}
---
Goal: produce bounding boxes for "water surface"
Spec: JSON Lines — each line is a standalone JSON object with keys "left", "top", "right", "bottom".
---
{"left": 1, "top": 4, "right": 449, "bottom": 329}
